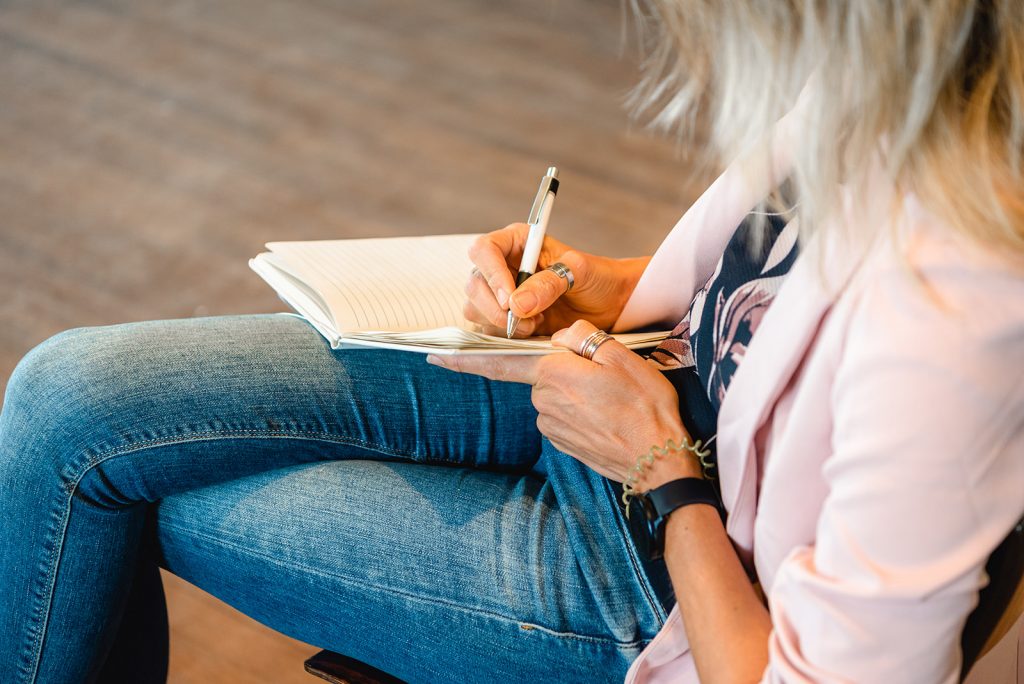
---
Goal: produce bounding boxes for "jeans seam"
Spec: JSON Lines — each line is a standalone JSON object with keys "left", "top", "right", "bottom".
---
{"left": 23, "top": 429, "right": 440, "bottom": 682}
{"left": 603, "top": 479, "right": 668, "bottom": 629}
{"left": 71, "top": 429, "right": 431, "bottom": 477}
{"left": 19, "top": 502, "right": 68, "bottom": 683}
{"left": 159, "top": 520, "right": 651, "bottom": 649}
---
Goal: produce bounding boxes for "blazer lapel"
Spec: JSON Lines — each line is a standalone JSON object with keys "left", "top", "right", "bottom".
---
{"left": 716, "top": 230, "right": 867, "bottom": 557}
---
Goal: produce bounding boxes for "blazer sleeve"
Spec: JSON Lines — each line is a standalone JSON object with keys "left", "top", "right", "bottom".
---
{"left": 763, "top": 231, "right": 1024, "bottom": 683}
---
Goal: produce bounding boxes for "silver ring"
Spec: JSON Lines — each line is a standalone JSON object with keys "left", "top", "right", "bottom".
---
{"left": 578, "top": 330, "right": 612, "bottom": 361}
{"left": 545, "top": 262, "right": 575, "bottom": 292}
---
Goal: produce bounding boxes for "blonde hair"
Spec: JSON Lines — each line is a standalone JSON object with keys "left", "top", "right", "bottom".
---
{"left": 629, "top": 0, "right": 1024, "bottom": 260}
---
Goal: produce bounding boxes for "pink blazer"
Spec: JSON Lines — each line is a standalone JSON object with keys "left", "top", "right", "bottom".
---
{"left": 620, "top": 155, "right": 1024, "bottom": 682}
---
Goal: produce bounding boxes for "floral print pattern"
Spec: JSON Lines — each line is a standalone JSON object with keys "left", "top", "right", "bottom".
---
{"left": 648, "top": 214, "right": 799, "bottom": 412}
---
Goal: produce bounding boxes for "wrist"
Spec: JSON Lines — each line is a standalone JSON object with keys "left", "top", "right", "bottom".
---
{"left": 633, "top": 419, "right": 702, "bottom": 489}
{"left": 627, "top": 475, "right": 723, "bottom": 561}
{"left": 622, "top": 431, "right": 712, "bottom": 503}
{"left": 642, "top": 454, "right": 703, "bottom": 491}
{"left": 609, "top": 256, "right": 653, "bottom": 332}
{"left": 619, "top": 255, "right": 652, "bottom": 287}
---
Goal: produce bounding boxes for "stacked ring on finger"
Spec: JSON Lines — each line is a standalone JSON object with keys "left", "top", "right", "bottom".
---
{"left": 545, "top": 262, "right": 575, "bottom": 292}
{"left": 578, "top": 330, "right": 613, "bottom": 361}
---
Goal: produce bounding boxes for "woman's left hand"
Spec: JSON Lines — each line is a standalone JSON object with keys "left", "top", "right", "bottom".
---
{"left": 427, "top": 320, "right": 689, "bottom": 482}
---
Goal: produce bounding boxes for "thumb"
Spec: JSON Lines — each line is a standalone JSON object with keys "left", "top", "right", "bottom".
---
{"left": 508, "top": 250, "right": 587, "bottom": 318}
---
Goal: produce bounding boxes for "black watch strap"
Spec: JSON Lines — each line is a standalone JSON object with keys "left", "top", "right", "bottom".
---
{"left": 646, "top": 477, "right": 724, "bottom": 524}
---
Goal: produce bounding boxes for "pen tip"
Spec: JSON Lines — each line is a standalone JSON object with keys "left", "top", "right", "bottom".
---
{"left": 546, "top": 166, "right": 559, "bottom": 178}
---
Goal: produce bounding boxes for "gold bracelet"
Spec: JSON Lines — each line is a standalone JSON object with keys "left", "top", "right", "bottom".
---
{"left": 621, "top": 436, "right": 714, "bottom": 517}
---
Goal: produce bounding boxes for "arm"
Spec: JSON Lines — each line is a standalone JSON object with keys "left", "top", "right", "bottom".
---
{"left": 433, "top": 311, "right": 773, "bottom": 684}
{"left": 641, "top": 457, "right": 774, "bottom": 684}
{"left": 760, "top": 257, "right": 1024, "bottom": 682}
{"left": 654, "top": 239, "right": 1024, "bottom": 683}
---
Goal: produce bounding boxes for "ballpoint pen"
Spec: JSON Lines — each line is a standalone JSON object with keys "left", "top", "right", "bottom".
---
{"left": 507, "top": 166, "right": 559, "bottom": 338}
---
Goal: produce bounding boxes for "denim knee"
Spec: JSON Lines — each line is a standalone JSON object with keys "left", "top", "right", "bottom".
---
{"left": 0, "top": 326, "right": 127, "bottom": 495}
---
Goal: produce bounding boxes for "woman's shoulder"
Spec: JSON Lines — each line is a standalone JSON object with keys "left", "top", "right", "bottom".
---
{"left": 836, "top": 192, "right": 1024, "bottom": 410}
{"left": 844, "top": 194, "right": 1024, "bottom": 355}
{"left": 828, "top": 194, "right": 1024, "bottom": 521}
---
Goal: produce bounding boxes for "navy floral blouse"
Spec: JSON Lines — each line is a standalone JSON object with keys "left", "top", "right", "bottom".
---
{"left": 644, "top": 214, "right": 800, "bottom": 475}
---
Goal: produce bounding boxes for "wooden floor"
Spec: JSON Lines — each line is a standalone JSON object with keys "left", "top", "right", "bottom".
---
{"left": 0, "top": 1, "right": 705, "bottom": 681}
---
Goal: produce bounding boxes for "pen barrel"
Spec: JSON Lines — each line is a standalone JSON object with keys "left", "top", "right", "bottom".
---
{"left": 515, "top": 272, "right": 530, "bottom": 288}
{"left": 517, "top": 208, "right": 551, "bottom": 280}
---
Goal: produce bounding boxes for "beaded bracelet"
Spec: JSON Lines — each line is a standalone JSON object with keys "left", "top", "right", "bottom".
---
{"left": 621, "top": 436, "right": 715, "bottom": 516}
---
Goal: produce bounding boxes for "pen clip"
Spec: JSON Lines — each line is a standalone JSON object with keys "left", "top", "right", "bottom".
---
{"left": 527, "top": 169, "right": 559, "bottom": 225}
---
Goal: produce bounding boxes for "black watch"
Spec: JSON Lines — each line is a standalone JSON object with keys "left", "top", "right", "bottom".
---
{"left": 631, "top": 478, "right": 724, "bottom": 560}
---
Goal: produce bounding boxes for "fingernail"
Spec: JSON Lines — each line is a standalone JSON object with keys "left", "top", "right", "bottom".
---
{"left": 511, "top": 291, "right": 537, "bottom": 315}
{"left": 496, "top": 288, "right": 509, "bottom": 308}
{"left": 426, "top": 355, "right": 442, "bottom": 366}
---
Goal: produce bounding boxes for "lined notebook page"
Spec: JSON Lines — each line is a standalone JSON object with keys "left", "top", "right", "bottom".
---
{"left": 265, "top": 234, "right": 479, "bottom": 333}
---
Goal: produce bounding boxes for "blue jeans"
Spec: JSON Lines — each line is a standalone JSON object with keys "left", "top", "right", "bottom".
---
{"left": 0, "top": 314, "right": 674, "bottom": 683}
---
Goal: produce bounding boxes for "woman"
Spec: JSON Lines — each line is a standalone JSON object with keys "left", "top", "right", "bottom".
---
{"left": 2, "top": 1, "right": 1023, "bottom": 683}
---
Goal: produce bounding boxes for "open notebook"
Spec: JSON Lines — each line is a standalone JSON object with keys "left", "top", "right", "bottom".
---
{"left": 250, "top": 234, "right": 670, "bottom": 355}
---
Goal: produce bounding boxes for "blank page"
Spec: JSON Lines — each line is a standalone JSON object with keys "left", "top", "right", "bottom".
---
{"left": 265, "top": 234, "right": 479, "bottom": 333}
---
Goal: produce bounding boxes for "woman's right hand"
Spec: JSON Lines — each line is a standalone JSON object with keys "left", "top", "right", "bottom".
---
{"left": 463, "top": 223, "right": 650, "bottom": 338}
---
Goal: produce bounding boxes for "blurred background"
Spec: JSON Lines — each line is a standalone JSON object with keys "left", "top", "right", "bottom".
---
{"left": 0, "top": 0, "right": 706, "bottom": 681}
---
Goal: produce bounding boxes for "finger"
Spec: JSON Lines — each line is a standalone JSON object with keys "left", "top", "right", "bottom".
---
{"left": 551, "top": 319, "right": 635, "bottom": 367}
{"left": 508, "top": 268, "right": 569, "bottom": 319}
{"left": 462, "top": 300, "right": 491, "bottom": 329}
{"left": 508, "top": 248, "right": 590, "bottom": 318}
{"left": 426, "top": 353, "right": 541, "bottom": 384}
{"left": 463, "top": 270, "right": 507, "bottom": 328}
{"left": 467, "top": 225, "right": 527, "bottom": 309}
